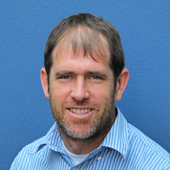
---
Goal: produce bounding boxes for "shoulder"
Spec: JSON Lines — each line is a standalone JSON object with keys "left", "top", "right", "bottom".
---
{"left": 10, "top": 123, "right": 61, "bottom": 170}
{"left": 10, "top": 137, "right": 46, "bottom": 169}
{"left": 127, "top": 123, "right": 170, "bottom": 168}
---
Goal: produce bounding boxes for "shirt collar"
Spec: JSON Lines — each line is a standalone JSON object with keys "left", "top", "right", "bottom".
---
{"left": 29, "top": 123, "right": 63, "bottom": 153}
{"left": 30, "top": 107, "right": 129, "bottom": 158}
{"left": 101, "top": 107, "right": 129, "bottom": 158}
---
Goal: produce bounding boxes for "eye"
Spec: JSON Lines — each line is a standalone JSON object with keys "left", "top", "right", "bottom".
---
{"left": 91, "top": 75, "right": 101, "bottom": 79}
{"left": 60, "top": 75, "right": 70, "bottom": 79}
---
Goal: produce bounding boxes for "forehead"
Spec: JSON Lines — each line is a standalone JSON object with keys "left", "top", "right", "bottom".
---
{"left": 51, "top": 44, "right": 113, "bottom": 81}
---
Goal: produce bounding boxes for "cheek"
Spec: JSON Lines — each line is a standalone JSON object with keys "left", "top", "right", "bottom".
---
{"left": 51, "top": 85, "right": 71, "bottom": 99}
{"left": 90, "top": 84, "right": 113, "bottom": 99}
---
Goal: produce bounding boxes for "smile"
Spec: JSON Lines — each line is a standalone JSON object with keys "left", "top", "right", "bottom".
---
{"left": 69, "top": 108, "right": 91, "bottom": 114}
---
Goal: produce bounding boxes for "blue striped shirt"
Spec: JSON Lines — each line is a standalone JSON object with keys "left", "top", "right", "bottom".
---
{"left": 10, "top": 108, "right": 170, "bottom": 170}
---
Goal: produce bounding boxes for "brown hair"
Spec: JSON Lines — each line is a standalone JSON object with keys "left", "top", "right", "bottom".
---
{"left": 44, "top": 13, "right": 125, "bottom": 83}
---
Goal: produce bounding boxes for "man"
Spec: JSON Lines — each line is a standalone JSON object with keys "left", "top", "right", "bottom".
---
{"left": 11, "top": 13, "right": 170, "bottom": 170}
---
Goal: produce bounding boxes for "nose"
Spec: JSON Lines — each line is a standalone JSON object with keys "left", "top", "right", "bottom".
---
{"left": 71, "top": 77, "right": 90, "bottom": 102}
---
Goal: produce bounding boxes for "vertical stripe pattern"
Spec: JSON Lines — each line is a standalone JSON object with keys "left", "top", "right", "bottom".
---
{"left": 10, "top": 108, "right": 170, "bottom": 170}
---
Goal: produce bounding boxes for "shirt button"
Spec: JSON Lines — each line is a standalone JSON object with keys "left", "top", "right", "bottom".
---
{"left": 98, "top": 157, "right": 102, "bottom": 160}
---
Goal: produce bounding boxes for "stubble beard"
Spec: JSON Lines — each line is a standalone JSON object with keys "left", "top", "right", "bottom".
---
{"left": 49, "top": 94, "right": 115, "bottom": 141}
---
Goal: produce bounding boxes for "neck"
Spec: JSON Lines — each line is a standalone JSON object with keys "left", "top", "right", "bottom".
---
{"left": 61, "top": 133, "right": 103, "bottom": 155}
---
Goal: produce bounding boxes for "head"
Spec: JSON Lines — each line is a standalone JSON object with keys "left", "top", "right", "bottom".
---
{"left": 41, "top": 13, "right": 129, "bottom": 143}
{"left": 44, "top": 13, "right": 125, "bottom": 85}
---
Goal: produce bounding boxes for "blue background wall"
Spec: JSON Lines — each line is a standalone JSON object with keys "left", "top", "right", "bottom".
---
{"left": 0, "top": 1, "right": 170, "bottom": 169}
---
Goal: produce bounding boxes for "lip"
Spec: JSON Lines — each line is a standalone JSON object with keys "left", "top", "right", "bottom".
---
{"left": 68, "top": 106, "right": 92, "bottom": 109}
{"left": 66, "top": 108, "right": 94, "bottom": 120}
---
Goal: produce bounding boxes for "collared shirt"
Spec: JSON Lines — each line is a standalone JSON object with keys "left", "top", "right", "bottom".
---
{"left": 10, "top": 108, "right": 170, "bottom": 170}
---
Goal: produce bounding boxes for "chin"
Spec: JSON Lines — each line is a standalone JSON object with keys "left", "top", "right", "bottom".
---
{"left": 59, "top": 122, "right": 98, "bottom": 140}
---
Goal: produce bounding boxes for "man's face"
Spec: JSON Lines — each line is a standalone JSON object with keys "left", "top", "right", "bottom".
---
{"left": 47, "top": 40, "right": 116, "bottom": 140}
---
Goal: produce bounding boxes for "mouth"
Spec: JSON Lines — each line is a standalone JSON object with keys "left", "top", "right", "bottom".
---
{"left": 68, "top": 108, "right": 91, "bottom": 114}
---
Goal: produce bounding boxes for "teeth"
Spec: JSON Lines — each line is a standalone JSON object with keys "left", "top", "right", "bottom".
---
{"left": 70, "top": 108, "right": 91, "bottom": 114}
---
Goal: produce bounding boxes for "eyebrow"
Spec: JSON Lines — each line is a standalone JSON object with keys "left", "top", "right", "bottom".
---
{"left": 87, "top": 71, "right": 108, "bottom": 79}
{"left": 55, "top": 71, "right": 73, "bottom": 77}
{"left": 54, "top": 71, "right": 109, "bottom": 79}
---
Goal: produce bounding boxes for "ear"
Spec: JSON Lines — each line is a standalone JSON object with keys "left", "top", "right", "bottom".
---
{"left": 115, "top": 68, "right": 129, "bottom": 101}
{"left": 40, "top": 68, "right": 50, "bottom": 98}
